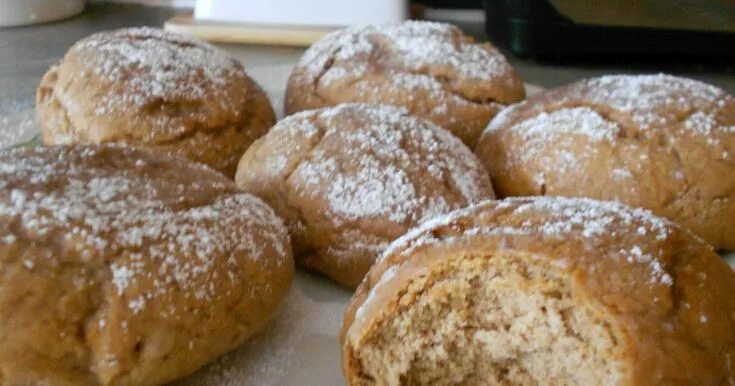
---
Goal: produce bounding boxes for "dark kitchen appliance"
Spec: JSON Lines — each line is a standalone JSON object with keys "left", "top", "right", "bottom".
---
{"left": 483, "top": 0, "right": 735, "bottom": 57}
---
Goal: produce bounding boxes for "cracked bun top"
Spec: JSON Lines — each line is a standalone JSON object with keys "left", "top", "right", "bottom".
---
{"left": 0, "top": 145, "right": 293, "bottom": 385}
{"left": 285, "top": 21, "right": 525, "bottom": 147}
{"left": 235, "top": 104, "right": 496, "bottom": 287}
{"left": 475, "top": 74, "right": 735, "bottom": 250}
{"left": 37, "top": 27, "right": 276, "bottom": 177}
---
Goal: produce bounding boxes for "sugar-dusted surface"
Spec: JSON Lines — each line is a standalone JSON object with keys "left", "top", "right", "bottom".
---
{"left": 287, "top": 20, "right": 526, "bottom": 146}
{"left": 294, "top": 104, "right": 492, "bottom": 225}
{"left": 236, "top": 103, "right": 496, "bottom": 287}
{"left": 296, "top": 20, "right": 520, "bottom": 104}
{"left": 5, "top": 64, "right": 733, "bottom": 384}
{"left": 0, "top": 145, "right": 289, "bottom": 312}
{"left": 496, "top": 107, "right": 622, "bottom": 178}
{"left": 498, "top": 107, "right": 620, "bottom": 142}
{"left": 583, "top": 74, "right": 735, "bottom": 151}
{"left": 378, "top": 197, "right": 675, "bottom": 289}
{"left": 484, "top": 74, "right": 735, "bottom": 151}
{"left": 346, "top": 196, "right": 735, "bottom": 386}
{"left": 72, "top": 27, "right": 241, "bottom": 115}
{"left": 585, "top": 74, "right": 729, "bottom": 129}
{"left": 476, "top": 73, "right": 735, "bottom": 250}
{"left": 0, "top": 144, "right": 296, "bottom": 384}
{"left": 37, "top": 26, "right": 278, "bottom": 177}
{"left": 308, "top": 21, "right": 510, "bottom": 83}
{"left": 483, "top": 74, "right": 735, "bottom": 175}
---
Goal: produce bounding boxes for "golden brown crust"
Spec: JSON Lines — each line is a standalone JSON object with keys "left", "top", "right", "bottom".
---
{"left": 342, "top": 197, "right": 735, "bottom": 385}
{"left": 36, "top": 27, "right": 276, "bottom": 177}
{"left": 0, "top": 145, "right": 294, "bottom": 385}
{"left": 235, "top": 104, "right": 495, "bottom": 288}
{"left": 475, "top": 74, "right": 735, "bottom": 250}
{"left": 285, "top": 21, "right": 525, "bottom": 146}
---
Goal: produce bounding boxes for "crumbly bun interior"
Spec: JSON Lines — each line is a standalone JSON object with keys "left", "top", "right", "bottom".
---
{"left": 342, "top": 197, "right": 735, "bottom": 386}
{"left": 349, "top": 254, "right": 624, "bottom": 385}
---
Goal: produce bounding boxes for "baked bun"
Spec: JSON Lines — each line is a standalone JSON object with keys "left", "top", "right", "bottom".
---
{"left": 285, "top": 21, "right": 525, "bottom": 147}
{"left": 475, "top": 74, "right": 735, "bottom": 250}
{"left": 234, "top": 104, "right": 495, "bottom": 288}
{"left": 342, "top": 197, "right": 735, "bottom": 385}
{"left": 37, "top": 27, "right": 276, "bottom": 177}
{"left": 0, "top": 145, "right": 293, "bottom": 385}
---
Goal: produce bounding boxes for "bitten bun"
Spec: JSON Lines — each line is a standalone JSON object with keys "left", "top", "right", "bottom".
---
{"left": 343, "top": 197, "right": 735, "bottom": 385}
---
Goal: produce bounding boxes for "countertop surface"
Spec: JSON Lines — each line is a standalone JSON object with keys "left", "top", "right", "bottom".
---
{"left": 2, "top": 3, "right": 735, "bottom": 118}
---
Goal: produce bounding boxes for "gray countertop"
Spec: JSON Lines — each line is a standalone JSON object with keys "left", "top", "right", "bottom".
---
{"left": 1, "top": 3, "right": 734, "bottom": 117}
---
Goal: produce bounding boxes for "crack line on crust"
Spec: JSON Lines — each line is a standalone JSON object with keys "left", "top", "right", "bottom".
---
{"left": 310, "top": 32, "right": 512, "bottom": 110}
{"left": 496, "top": 98, "right": 731, "bottom": 209}
{"left": 278, "top": 114, "right": 399, "bottom": 260}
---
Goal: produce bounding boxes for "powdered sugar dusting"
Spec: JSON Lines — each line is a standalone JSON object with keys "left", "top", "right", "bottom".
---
{"left": 289, "top": 104, "right": 494, "bottom": 226}
{"left": 488, "top": 74, "right": 735, "bottom": 153}
{"left": 585, "top": 74, "right": 728, "bottom": 129}
{"left": 311, "top": 157, "right": 424, "bottom": 223}
{"left": 519, "top": 197, "right": 670, "bottom": 242}
{"left": 380, "top": 197, "right": 675, "bottom": 287}
{"left": 577, "top": 74, "right": 735, "bottom": 150}
{"left": 480, "top": 74, "right": 735, "bottom": 210}
{"left": 307, "top": 21, "right": 509, "bottom": 83}
{"left": 377, "top": 21, "right": 507, "bottom": 80}
{"left": 683, "top": 111, "right": 735, "bottom": 146}
{"left": 0, "top": 145, "right": 289, "bottom": 315}
{"left": 510, "top": 107, "right": 620, "bottom": 142}
{"left": 111, "top": 263, "right": 136, "bottom": 294}
{"left": 498, "top": 107, "right": 621, "bottom": 179}
{"left": 69, "top": 27, "right": 242, "bottom": 115}
{"left": 296, "top": 20, "right": 518, "bottom": 117}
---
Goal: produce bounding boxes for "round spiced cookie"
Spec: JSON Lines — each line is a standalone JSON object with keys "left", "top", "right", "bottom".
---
{"left": 475, "top": 74, "right": 735, "bottom": 250}
{"left": 343, "top": 197, "right": 735, "bottom": 385}
{"left": 235, "top": 104, "right": 496, "bottom": 288}
{"left": 37, "top": 27, "right": 276, "bottom": 177}
{"left": 285, "top": 21, "right": 525, "bottom": 147}
{"left": 0, "top": 145, "right": 293, "bottom": 385}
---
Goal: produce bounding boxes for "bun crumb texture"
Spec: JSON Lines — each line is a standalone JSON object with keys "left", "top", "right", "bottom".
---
{"left": 343, "top": 197, "right": 735, "bottom": 386}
